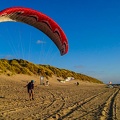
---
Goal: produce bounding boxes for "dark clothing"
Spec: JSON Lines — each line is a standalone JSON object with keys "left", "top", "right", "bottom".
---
{"left": 76, "top": 82, "right": 79, "bottom": 86}
{"left": 27, "top": 82, "right": 34, "bottom": 93}
{"left": 25, "top": 81, "right": 34, "bottom": 100}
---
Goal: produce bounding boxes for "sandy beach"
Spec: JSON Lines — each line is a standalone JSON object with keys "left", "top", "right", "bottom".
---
{"left": 0, "top": 74, "right": 120, "bottom": 120}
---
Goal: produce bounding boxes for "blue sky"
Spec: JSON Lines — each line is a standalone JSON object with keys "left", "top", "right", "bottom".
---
{"left": 0, "top": 0, "right": 120, "bottom": 84}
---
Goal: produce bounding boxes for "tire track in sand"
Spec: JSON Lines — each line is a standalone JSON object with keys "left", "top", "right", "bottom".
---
{"left": 72, "top": 88, "right": 119, "bottom": 120}
{"left": 0, "top": 88, "right": 57, "bottom": 119}
{"left": 114, "top": 88, "right": 120, "bottom": 119}
{"left": 35, "top": 89, "right": 66, "bottom": 120}
{"left": 49, "top": 89, "right": 117, "bottom": 120}
{"left": 42, "top": 90, "right": 108, "bottom": 120}
{"left": 99, "top": 88, "right": 119, "bottom": 120}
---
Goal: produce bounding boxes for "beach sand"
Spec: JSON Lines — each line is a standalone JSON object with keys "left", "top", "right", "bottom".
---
{"left": 0, "top": 74, "right": 120, "bottom": 120}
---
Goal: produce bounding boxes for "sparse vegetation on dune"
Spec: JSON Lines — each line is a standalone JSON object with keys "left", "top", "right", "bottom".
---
{"left": 0, "top": 59, "right": 103, "bottom": 84}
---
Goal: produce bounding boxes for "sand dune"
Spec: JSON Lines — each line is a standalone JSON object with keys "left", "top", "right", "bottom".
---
{"left": 0, "top": 74, "right": 120, "bottom": 120}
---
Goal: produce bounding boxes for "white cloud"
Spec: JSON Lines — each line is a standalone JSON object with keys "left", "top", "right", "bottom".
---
{"left": 36, "top": 40, "right": 46, "bottom": 44}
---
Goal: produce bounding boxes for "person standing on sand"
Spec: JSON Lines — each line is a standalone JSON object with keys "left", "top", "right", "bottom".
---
{"left": 76, "top": 82, "right": 79, "bottom": 86}
{"left": 25, "top": 80, "right": 34, "bottom": 100}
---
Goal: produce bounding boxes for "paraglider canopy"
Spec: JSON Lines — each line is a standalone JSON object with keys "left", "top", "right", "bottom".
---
{"left": 0, "top": 7, "right": 68, "bottom": 55}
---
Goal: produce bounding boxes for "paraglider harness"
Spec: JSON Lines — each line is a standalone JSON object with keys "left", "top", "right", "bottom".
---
{"left": 27, "top": 80, "right": 34, "bottom": 93}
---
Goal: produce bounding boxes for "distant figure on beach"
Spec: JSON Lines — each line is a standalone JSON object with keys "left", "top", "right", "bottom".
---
{"left": 76, "top": 82, "right": 79, "bottom": 86}
{"left": 108, "top": 81, "right": 113, "bottom": 88}
{"left": 25, "top": 80, "right": 34, "bottom": 100}
{"left": 109, "top": 81, "right": 112, "bottom": 85}
{"left": 46, "top": 80, "right": 50, "bottom": 86}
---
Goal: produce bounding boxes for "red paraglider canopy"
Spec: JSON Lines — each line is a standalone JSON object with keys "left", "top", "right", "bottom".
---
{"left": 0, "top": 7, "right": 68, "bottom": 55}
